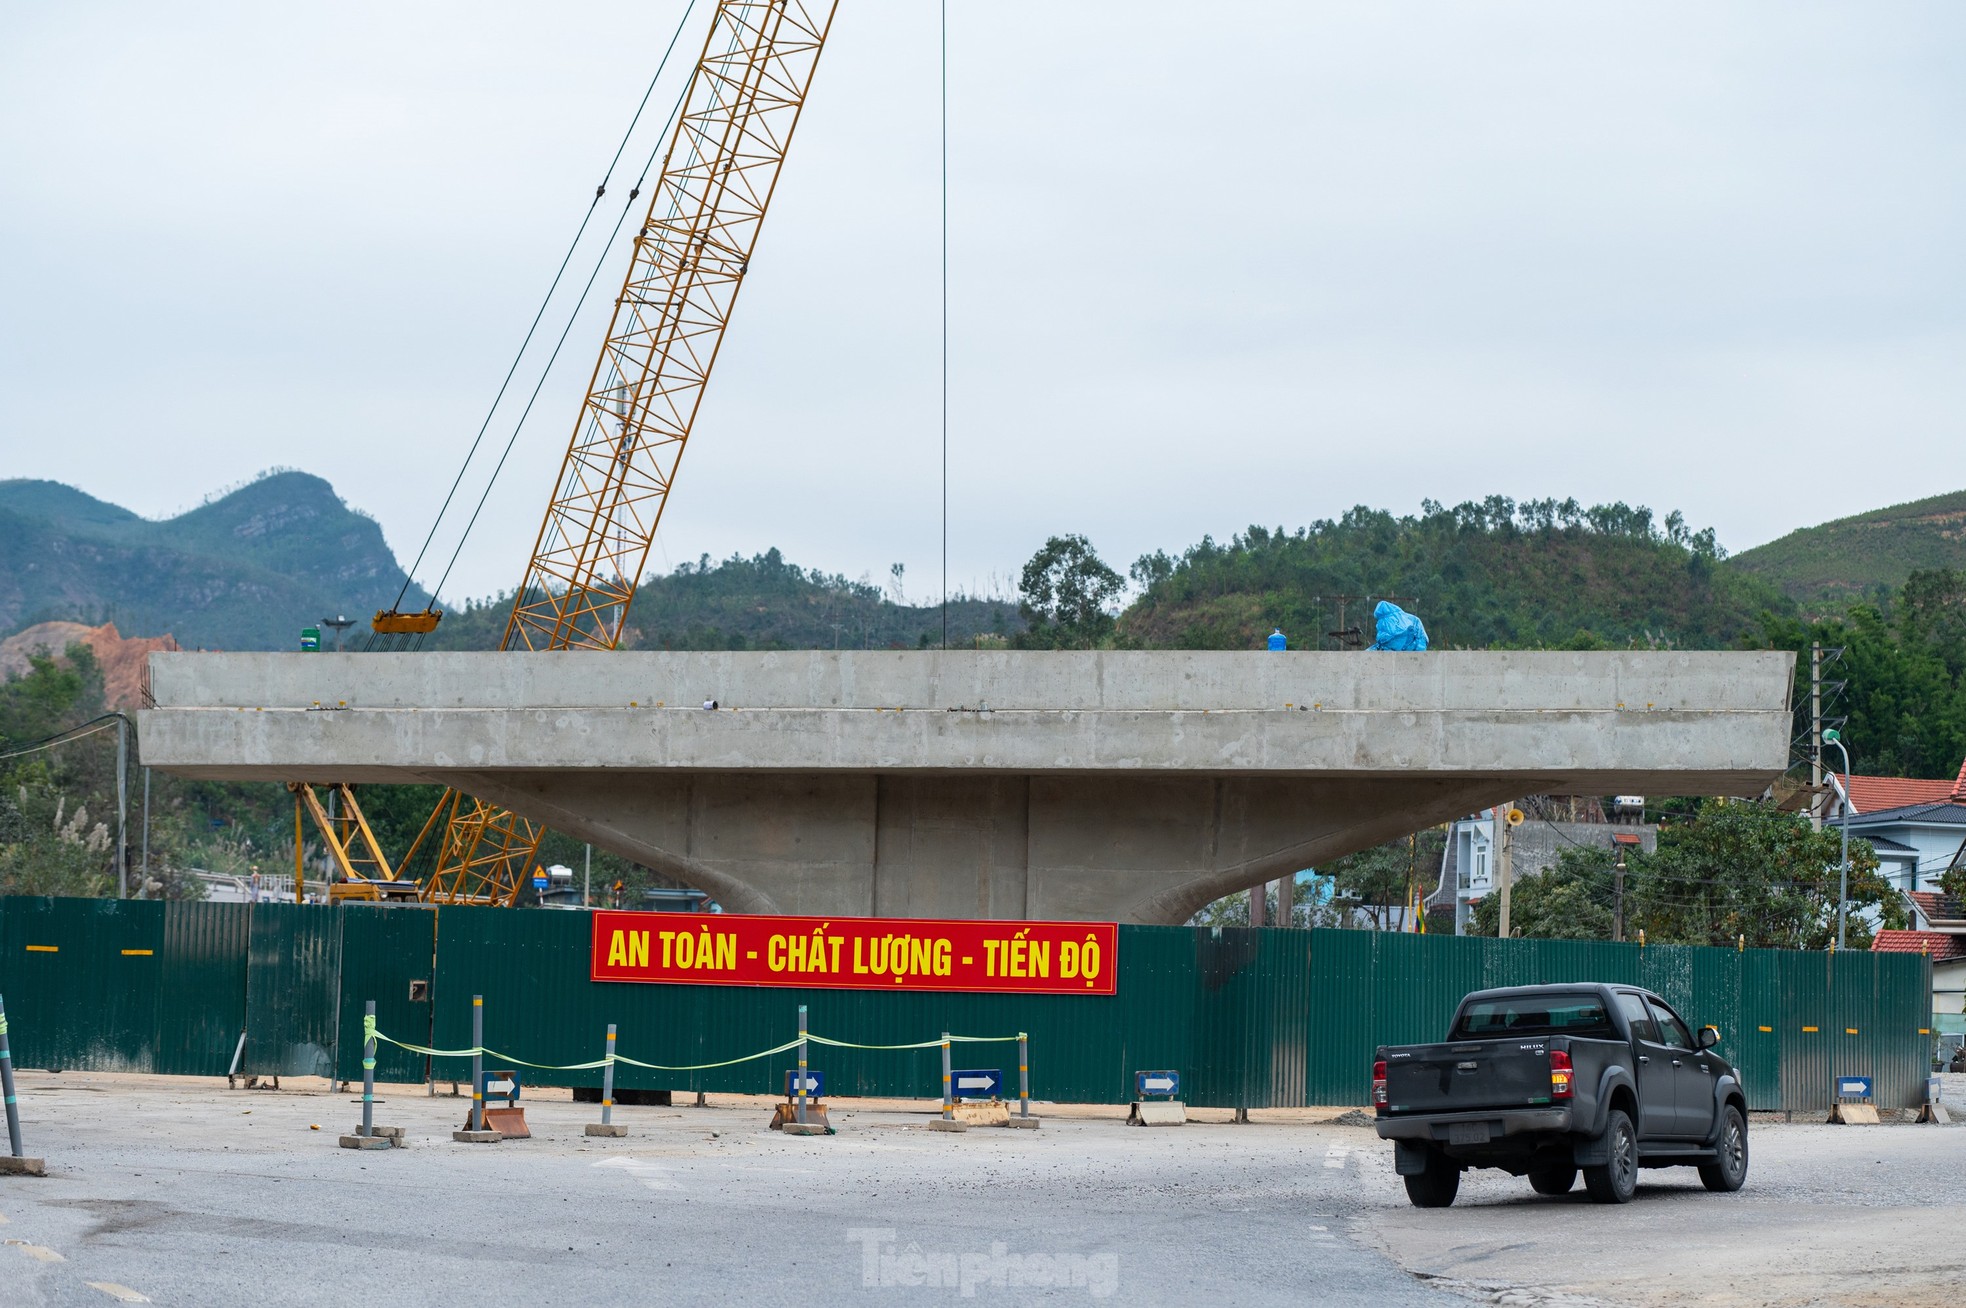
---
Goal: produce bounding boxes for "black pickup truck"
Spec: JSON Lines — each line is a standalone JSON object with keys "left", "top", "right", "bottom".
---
{"left": 1373, "top": 983, "right": 1748, "bottom": 1207}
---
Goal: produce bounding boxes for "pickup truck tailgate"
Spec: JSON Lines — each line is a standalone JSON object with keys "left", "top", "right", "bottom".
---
{"left": 1384, "top": 1041, "right": 1552, "bottom": 1114}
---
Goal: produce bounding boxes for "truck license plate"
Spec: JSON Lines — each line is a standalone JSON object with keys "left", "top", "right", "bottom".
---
{"left": 1448, "top": 1122, "right": 1491, "bottom": 1145}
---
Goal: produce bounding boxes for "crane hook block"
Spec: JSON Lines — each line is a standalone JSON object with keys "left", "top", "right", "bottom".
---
{"left": 372, "top": 609, "right": 443, "bottom": 635}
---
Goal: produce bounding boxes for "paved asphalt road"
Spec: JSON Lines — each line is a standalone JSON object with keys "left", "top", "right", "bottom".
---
{"left": 0, "top": 1074, "right": 1451, "bottom": 1308}
{"left": 3, "top": 1073, "right": 1963, "bottom": 1307}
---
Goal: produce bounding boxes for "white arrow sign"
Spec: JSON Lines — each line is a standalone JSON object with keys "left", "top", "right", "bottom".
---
{"left": 1141, "top": 1076, "right": 1176, "bottom": 1094}
{"left": 956, "top": 1075, "right": 997, "bottom": 1091}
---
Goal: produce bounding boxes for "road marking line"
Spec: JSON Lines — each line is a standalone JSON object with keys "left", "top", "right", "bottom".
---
{"left": 1322, "top": 1144, "right": 1350, "bottom": 1169}
{"left": 88, "top": 1284, "right": 152, "bottom": 1303}
{"left": 592, "top": 1156, "right": 682, "bottom": 1190}
{"left": 8, "top": 1241, "right": 64, "bottom": 1262}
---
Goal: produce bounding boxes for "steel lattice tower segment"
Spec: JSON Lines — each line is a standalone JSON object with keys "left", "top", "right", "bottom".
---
{"left": 507, "top": 0, "right": 837, "bottom": 653}
{"left": 416, "top": 0, "right": 838, "bottom": 905}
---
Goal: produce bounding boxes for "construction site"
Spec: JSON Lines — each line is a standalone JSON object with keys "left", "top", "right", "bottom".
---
{"left": 4, "top": 3, "right": 1964, "bottom": 1305}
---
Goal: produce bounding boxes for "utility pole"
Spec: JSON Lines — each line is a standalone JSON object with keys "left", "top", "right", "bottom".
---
{"left": 1276, "top": 874, "right": 1293, "bottom": 928}
{"left": 1496, "top": 806, "right": 1515, "bottom": 939}
{"left": 584, "top": 843, "right": 592, "bottom": 907}
{"left": 139, "top": 767, "right": 151, "bottom": 899}
{"left": 115, "top": 715, "right": 128, "bottom": 900}
{"left": 1809, "top": 642, "right": 1823, "bottom": 831}
{"left": 1613, "top": 850, "right": 1626, "bottom": 943}
{"left": 1249, "top": 883, "right": 1266, "bottom": 927}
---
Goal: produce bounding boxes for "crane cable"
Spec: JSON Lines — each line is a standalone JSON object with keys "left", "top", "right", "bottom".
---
{"left": 391, "top": 0, "right": 700, "bottom": 613}
{"left": 423, "top": 14, "right": 735, "bottom": 612}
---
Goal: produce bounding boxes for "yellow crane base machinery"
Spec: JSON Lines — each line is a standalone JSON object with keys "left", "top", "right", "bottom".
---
{"left": 293, "top": 0, "right": 839, "bottom": 907}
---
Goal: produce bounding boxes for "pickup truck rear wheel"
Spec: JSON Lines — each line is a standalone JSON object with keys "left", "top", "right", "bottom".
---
{"left": 1698, "top": 1106, "right": 1748, "bottom": 1193}
{"left": 1528, "top": 1165, "right": 1575, "bottom": 1195}
{"left": 1582, "top": 1109, "right": 1638, "bottom": 1204}
{"left": 1402, "top": 1151, "right": 1460, "bottom": 1208}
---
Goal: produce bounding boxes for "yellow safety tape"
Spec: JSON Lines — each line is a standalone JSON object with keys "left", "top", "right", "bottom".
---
{"left": 806, "top": 1035, "right": 944, "bottom": 1051}
{"left": 807, "top": 1034, "right": 1020, "bottom": 1050}
{"left": 370, "top": 1030, "right": 801, "bottom": 1073}
{"left": 613, "top": 1038, "right": 805, "bottom": 1071}
{"left": 369, "top": 1029, "right": 1016, "bottom": 1072}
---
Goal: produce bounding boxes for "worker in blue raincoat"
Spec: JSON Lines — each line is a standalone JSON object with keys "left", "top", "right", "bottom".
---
{"left": 1369, "top": 601, "right": 1428, "bottom": 651}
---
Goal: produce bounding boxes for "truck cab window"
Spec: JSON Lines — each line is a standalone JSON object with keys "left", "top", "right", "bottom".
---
{"left": 1450, "top": 994, "right": 1615, "bottom": 1039}
{"left": 1648, "top": 1001, "right": 1693, "bottom": 1051}
{"left": 1615, "top": 992, "right": 1658, "bottom": 1044}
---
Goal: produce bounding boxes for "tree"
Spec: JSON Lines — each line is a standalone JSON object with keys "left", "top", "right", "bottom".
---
{"left": 1471, "top": 801, "right": 1902, "bottom": 948}
{"left": 1017, "top": 535, "right": 1124, "bottom": 649}
{"left": 0, "top": 643, "right": 119, "bottom": 897}
{"left": 1317, "top": 829, "right": 1446, "bottom": 929}
{"left": 1470, "top": 847, "right": 1618, "bottom": 940}
{"left": 1639, "top": 800, "right": 1898, "bottom": 949}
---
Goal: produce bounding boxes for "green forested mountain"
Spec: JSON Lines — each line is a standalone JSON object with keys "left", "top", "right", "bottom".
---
{"left": 1731, "top": 489, "right": 1966, "bottom": 611}
{"left": 0, "top": 471, "right": 427, "bottom": 650}
{"left": 1118, "top": 498, "right": 1789, "bottom": 651}
{"left": 426, "top": 548, "right": 1021, "bottom": 651}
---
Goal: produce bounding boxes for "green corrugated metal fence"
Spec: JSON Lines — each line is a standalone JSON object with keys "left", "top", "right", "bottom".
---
{"left": 0, "top": 896, "right": 1936, "bottom": 1110}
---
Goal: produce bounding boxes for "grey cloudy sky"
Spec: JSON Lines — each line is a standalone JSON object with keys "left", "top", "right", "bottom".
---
{"left": 3, "top": 2, "right": 1962, "bottom": 607}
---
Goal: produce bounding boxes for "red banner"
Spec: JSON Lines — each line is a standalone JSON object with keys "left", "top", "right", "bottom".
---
{"left": 589, "top": 912, "right": 1117, "bottom": 995}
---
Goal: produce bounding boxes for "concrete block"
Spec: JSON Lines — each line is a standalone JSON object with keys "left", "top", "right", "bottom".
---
{"left": 951, "top": 1101, "right": 1010, "bottom": 1127}
{"left": 925, "top": 1118, "right": 969, "bottom": 1133}
{"left": 1828, "top": 1103, "right": 1881, "bottom": 1125}
{"left": 1002, "top": 1115, "right": 1041, "bottom": 1129}
{"left": 1917, "top": 1102, "right": 1951, "bottom": 1124}
{"left": 780, "top": 1122, "right": 830, "bottom": 1136}
{"left": 0, "top": 1156, "right": 47, "bottom": 1176}
{"left": 1128, "top": 1100, "right": 1187, "bottom": 1126}
{"left": 338, "top": 1135, "right": 393, "bottom": 1151}
{"left": 585, "top": 1124, "right": 629, "bottom": 1137}
{"left": 351, "top": 1124, "right": 404, "bottom": 1140}
{"left": 769, "top": 1102, "right": 830, "bottom": 1130}
{"left": 452, "top": 1130, "right": 502, "bottom": 1144}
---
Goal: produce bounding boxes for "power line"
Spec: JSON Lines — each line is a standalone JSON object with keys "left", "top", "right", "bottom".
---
{"left": 939, "top": 0, "right": 949, "bottom": 650}
{"left": 427, "top": 52, "right": 704, "bottom": 606}
{"left": 0, "top": 714, "right": 126, "bottom": 765}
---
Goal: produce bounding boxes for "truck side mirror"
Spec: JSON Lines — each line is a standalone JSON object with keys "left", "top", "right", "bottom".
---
{"left": 1697, "top": 1026, "right": 1719, "bottom": 1049}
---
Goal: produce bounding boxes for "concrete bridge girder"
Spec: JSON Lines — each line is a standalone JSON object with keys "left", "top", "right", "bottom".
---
{"left": 446, "top": 770, "right": 1524, "bottom": 924}
{"left": 137, "top": 650, "right": 1796, "bottom": 925}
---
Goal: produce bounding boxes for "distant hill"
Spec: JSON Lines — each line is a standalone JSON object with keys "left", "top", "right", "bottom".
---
{"left": 427, "top": 548, "right": 1022, "bottom": 651}
{"left": 1120, "top": 498, "right": 1793, "bottom": 651}
{"left": 0, "top": 471, "right": 428, "bottom": 651}
{"left": 1730, "top": 490, "right": 1966, "bottom": 611}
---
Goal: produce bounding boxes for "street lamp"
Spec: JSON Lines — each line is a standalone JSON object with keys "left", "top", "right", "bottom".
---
{"left": 1823, "top": 728, "right": 1852, "bottom": 950}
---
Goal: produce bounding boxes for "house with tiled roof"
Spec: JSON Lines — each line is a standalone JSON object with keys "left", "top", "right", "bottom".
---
{"left": 1834, "top": 758, "right": 1966, "bottom": 816}
{"left": 1830, "top": 759, "right": 1966, "bottom": 896}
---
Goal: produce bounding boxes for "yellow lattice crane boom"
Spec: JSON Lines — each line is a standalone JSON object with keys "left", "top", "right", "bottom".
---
{"left": 298, "top": 0, "right": 838, "bottom": 906}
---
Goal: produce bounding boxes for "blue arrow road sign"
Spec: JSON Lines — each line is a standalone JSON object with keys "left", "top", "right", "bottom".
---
{"left": 1836, "top": 1076, "right": 1872, "bottom": 1099}
{"left": 1136, "top": 1070, "right": 1180, "bottom": 1098}
{"left": 784, "top": 1070, "right": 824, "bottom": 1098}
{"left": 952, "top": 1069, "right": 1003, "bottom": 1100}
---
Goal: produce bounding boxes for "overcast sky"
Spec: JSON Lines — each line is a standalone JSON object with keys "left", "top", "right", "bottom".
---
{"left": 3, "top": 2, "right": 1962, "bottom": 606}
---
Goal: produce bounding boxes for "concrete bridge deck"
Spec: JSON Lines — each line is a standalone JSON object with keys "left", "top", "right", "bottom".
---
{"left": 140, "top": 650, "right": 1794, "bottom": 923}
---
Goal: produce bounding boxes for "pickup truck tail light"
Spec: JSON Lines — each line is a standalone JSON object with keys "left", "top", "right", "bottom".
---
{"left": 1549, "top": 1049, "right": 1574, "bottom": 1100}
{"left": 1372, "top": 1060, "right": 1388, "bottom": 1110}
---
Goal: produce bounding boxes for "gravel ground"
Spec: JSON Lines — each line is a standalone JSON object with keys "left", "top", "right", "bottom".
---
{"left": 0, "top": 1071, "right": 1959, "bottom": 1308}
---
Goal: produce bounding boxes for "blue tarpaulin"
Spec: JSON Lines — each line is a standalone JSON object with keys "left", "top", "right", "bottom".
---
{"left": 1370, "top": 601, "right": 1428, "bottom": 651}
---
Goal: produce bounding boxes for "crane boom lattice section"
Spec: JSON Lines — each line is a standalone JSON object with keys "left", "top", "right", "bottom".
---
{"left": 505, "top": 0, "right": 836, "bottom": 654}
{"left": 407, "top": 0, "right": 837, "bottom": 907}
